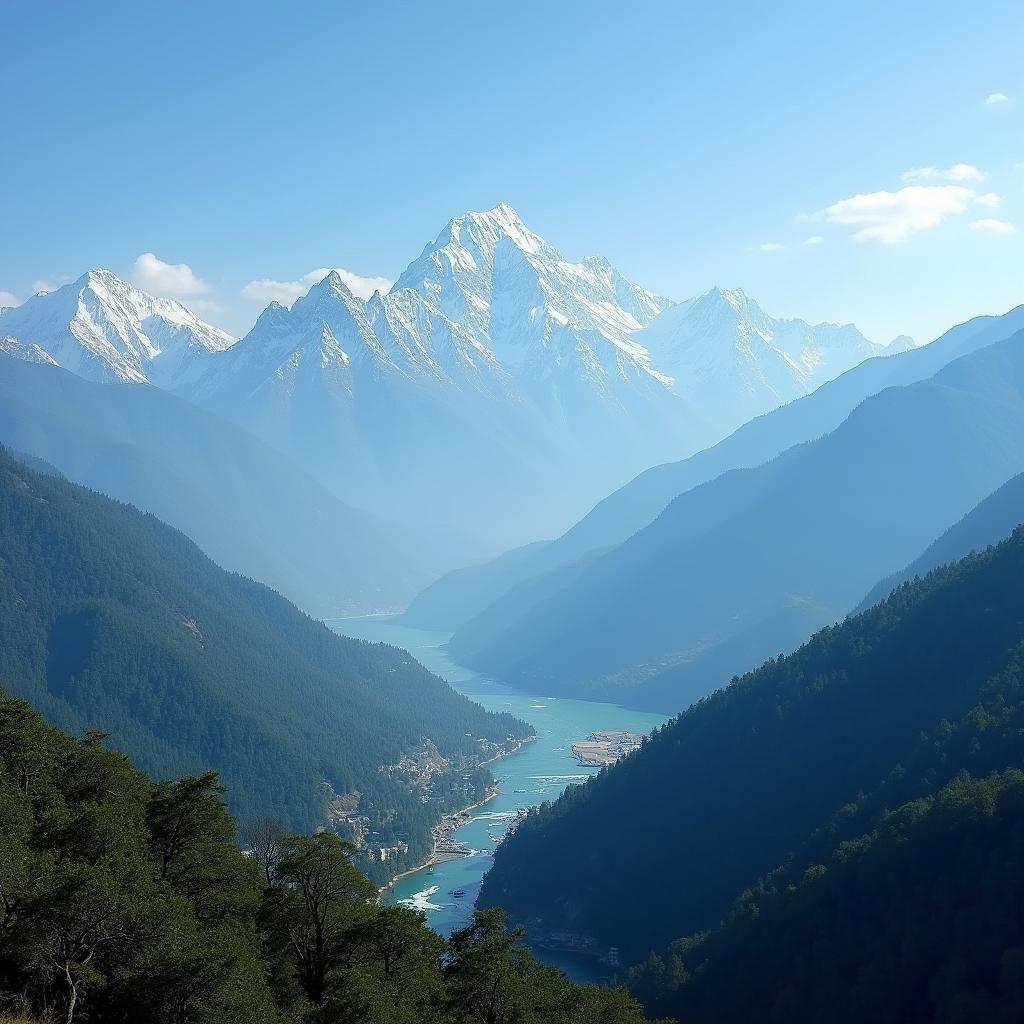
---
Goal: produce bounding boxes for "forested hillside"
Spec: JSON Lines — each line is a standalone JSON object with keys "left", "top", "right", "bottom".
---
{"left": 630, "top": 771, "right": 1024, "bottom": 1023}
{"left": 0, "top": 693, "right": 659, "bottom": 1024}
{"left": 0, "top": 448, "right": 531, "bottom": 881}
{"left": 480, "top": 527, "right": 1024, "bottom": 1012}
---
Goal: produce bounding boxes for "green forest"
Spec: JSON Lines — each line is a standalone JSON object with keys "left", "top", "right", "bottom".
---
{"left": 0, "top": 691, "right": 663, "bottom": 1024}
{"left": 0, "top": 448, "right": 532, "bottom": 883}
{"left": 630, "top": 769, "right": 1024, "bottom": 1023}
{"left": 482, "top": 527, "right": 1024, "bottom": 1020}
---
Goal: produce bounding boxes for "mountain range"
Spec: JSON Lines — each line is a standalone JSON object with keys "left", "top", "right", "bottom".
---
{"left": 438, "top": 309, "right": 1024, "bottom": 710}
{"left": 405, "top": 301, "right": 1023, "bottom": 631}
{"left": 0, "top": 204, "right": 902, "bottom": 548}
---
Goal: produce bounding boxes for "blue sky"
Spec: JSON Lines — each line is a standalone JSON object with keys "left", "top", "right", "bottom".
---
{"left": 2, "top": 0, "right": 1022, "bottom": 342}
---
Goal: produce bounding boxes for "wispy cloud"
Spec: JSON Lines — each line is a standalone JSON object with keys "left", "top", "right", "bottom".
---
{"left": 802, "top": 235, "right": 824, "bottom": 247}
{"left": 985, "top": 92, "right": 1010, "bottom": 106}
{"left": 758, "top": 242, "right": 784, "bottom": 252}
{"left": 242, "top": 268, "right": 393, "bottom": 306}
{"left": 0, "top": 289, "right": 21, "bottom": 307}
{"left": 32, "top": 276, "right": 72, "bottom": 295}
{"left": 133, "top": 253, "right": 212, "bottom": 297}
{"left": 974, "top": 192, "right": 1002, "bottom": 208}
{"left": 900, "top": 163, "right": 986, "bottom": 183}
{"left": 822, "top": 185, "right": 977, "bottom": 243}
{"left": 969, "top": 218, "right": 1017, "bottom": 234}
{"left": 186, "top": 298, "right": 225, "bottom": 315}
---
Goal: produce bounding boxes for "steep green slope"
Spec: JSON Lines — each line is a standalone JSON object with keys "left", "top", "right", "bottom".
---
{"left": 406, "top": 304, "right": 1024, "bottom": 632}
{"left": 0, "top": 354, "right": 478, "bottom": 617}
{"left": 479, "top": 528, "right": 1024, "bottom": 968}
{"left": 859, "top": 470, "right": 1024, "bottom": 611}
{"left": 631, "top": 770, "right": 1024, "bottom": 1024}
{"left": 0, "top": 448, "right": 530, "bottom": 881}
{"left": 0, "top": 692, "right": 656, "bottom": 1024}
{"left": 454, "top": 329, "right": 1024, "bottom": 711}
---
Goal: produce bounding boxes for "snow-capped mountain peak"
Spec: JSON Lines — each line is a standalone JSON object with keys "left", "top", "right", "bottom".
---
{"left": 0, "top": 206, "right": 895, "bottom": 548}
{"left": 638, "top": 285, "right": 887, "bottom": 426}
{"left": 391, "top": 203, "right": 673, "bottom": 394}
{"left": 0, "top": 269, "right": 234, "bottom": 386}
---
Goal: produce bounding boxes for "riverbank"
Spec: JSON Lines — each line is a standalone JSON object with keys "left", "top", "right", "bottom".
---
{"left": 331, "top": 615, "right": 666, "bottom": 958}
{"left": 378, "top": 734, "right": 534, "bottom": 896}
{"left": 379, "top": 785, "right": 498, "bottom": 896}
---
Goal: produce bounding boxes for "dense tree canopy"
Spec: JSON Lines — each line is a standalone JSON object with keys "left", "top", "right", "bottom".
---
{"left": 631, "top": 770, "right": 1024, "bottom": 1023}
{"left": 0, "top": 692, "right": 662, "bottom": 1024}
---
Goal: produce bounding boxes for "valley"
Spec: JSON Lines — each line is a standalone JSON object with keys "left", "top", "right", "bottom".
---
{"left": 7, "top": 7, "right": 1024, "bottom": 1023}
{"left": 331, "top": 616, "right": 666, "bottom": 978}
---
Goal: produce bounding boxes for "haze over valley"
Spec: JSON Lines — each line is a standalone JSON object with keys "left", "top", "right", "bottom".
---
{"left": 3, "top": 4, "right": 1024, "bottom": 1022}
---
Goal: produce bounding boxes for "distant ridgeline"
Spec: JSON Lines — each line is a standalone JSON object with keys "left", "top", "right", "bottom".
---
{"left": 0, "top": 353, "right": 473, "bottom": 618}
{"left": 481, "top": 526, "right": 1024, "bottom": 1022}
{"left": 0, "top": 448, "right": 532, "bottom": 883}
{"left": 434, "top": 315, "right": 1024, "bottom": 714}
{"left": 0, "top": 693, "right": 657, "bottom": 1024}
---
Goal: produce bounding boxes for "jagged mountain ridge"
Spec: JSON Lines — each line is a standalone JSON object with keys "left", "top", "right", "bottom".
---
{"left": 0, "top": 269, "right": 234, "bottom": 386}
{"left": 643, "top": 286, "right": 887, "bottom": 427}
{"left": 0, "top": 206, "right": 897, "bottom": 545}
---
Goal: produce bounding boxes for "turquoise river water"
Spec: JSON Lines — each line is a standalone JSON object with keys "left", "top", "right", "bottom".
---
{"left": 329, "top": 616, "right": 667, "bottom": 981}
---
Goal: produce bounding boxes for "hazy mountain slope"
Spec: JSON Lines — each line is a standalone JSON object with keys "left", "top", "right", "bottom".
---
{"left": 401, "top": 541, "right": 555, "bottom": 630}
{"left": 0, "top": 447, "right": 530, "bottom": 883}
{"left": 480, "top": 529, "right": 1024, "bottom": 968}
{"left": 188, "top": 271, "right": 618, "bottom": 547}
{"left": 452, "top": 328, "right": 1024, "bottom": 710}
{"left": 0, "top": 210, "right": 889, "bottom": 551}
{"left": 406, "top": 303, "right": 1024, "bottom": 631}
{"left": 0, "top": 354, "right": 475, "bottom": 616}
{"left": 858, "top": 470, "right": 1024, "bottom": 611}
{"left": 0, "top": 270, "right": 233, "bottom": 385}
{"left": 188, "top": 209, "right": 692, "bottom": 545}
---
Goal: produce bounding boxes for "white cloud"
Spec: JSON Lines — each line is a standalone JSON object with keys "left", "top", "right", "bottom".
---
{"left": 969, "top": 218, "right": 1017, "bottom": 234}
{"left": 241, "top": 267, "right": 393, "bottom": 306}
{"left": 0, "top": 290, "right": 21, "bottom": 307}
{"left": 822, "top": 185, "right": 977, "bottom": 243}
{"left": 133, "top": 252, "right": 212, "bottom": 297}
{"left": 187, "top": 298, "right": 225, "bottom": 314}
{"left": 974, "top": 192, "right": 1002, "bottom": 208}
{"left": 986, "top": 92, "right": 1010, "bottom": 106}
{"left": 802, "top": 235, "right": 824, "bottom": 247}
{"left": 32, "top": 275, "right": 72, "bottom": 295}
{"left": 758, "top": 242, "right": 784, "bottom": 252}
{"left": 901, "top": 163, "right": 986, "bottom": 183}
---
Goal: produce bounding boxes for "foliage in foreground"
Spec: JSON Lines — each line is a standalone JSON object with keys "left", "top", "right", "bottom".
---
{"left": 0, "top": 693, "right": 663, "bottom": 1024}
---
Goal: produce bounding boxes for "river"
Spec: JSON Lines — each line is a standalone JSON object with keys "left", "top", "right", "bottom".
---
{"left": 329, "top": 616, "right": 667, "bottom": 981}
